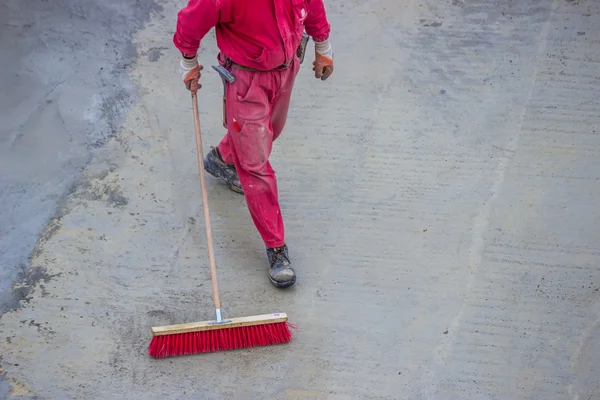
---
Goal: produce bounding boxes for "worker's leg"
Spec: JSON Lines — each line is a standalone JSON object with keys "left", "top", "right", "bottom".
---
{"left": 220, "top": 66, "right": 296, "bottom": 287}
{"left": 258, "top": 58, "right": 301, "bottom": 287}
{"left": 203, "top": 86, "right": 243, "bottom": 194}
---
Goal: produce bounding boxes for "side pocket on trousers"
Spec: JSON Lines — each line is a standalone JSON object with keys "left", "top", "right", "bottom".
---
{"left": 235, "top": 72, "right": 258, "bottom": 103}
{"left": 234, "top": 73, "right": 269, "bottom": 121}
{"left": 221, "top": 78, "right": 227, "bottom": 128}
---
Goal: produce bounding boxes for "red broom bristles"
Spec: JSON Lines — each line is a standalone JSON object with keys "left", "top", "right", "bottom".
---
{"left": 148, "top": 321, "right": 293, "bottom": 358}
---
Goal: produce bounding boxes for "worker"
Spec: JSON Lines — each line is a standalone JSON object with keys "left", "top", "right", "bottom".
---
{"left": 173, "top": 0, "right": 334, "bottom": 288}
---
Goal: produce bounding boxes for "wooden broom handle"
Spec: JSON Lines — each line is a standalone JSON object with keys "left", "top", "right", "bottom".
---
{"left": 191, "top": 91, "right": 221, "bottom": 310}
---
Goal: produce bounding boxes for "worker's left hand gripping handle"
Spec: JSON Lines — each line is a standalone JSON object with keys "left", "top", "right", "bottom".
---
{"left": 180, "top": 54, "right": 203, "bottom": 93}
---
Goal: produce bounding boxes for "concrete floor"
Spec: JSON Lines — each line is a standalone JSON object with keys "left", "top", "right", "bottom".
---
{"left": 1, "top": 0, "right": 599, "bottom": 399}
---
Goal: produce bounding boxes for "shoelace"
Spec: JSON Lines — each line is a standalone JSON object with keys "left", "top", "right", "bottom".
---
{"left": 270, "top": 248, "right": 290, "bottom": 267}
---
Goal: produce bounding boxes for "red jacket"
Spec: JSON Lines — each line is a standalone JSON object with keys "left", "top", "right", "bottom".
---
{"left": 173, "top": 0, "right": 331, "bottom": 71}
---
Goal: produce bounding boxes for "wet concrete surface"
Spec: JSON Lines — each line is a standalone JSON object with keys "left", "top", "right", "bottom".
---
{"left": 0, "top": 0, "right": 159, "bottom": 312}
{"left": 1, "top": 0, "right": 599, "bottom": 399}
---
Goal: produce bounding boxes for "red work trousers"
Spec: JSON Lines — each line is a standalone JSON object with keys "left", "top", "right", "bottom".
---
{"left": 217, "top": 53, "right": 301, "bottom": 249}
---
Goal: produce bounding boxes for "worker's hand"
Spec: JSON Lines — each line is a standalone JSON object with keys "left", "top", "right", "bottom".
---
{"left": 180, "top": 55, "right": 203, "bottom": 93}
{"left": 313, "top": 40, "right": 334, "bottom": 81}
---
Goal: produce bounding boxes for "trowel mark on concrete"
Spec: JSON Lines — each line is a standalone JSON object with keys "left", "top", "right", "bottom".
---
{"left": 71, "top": 171, "right": 130, "bottom": 208}
{"left": 2, "top": 214, "right": 66, "bottom": 311}
{"left": 0, "top": 363, "right": 38, "bottom": 400}
{"left": 11, "top": 267, "right": 62, "bottom": 306}
{"left": 144, "top": 46, "right": 169, "bottom": 62}
{"left": 85, "top": 180, "right": 129, "bottom": 207}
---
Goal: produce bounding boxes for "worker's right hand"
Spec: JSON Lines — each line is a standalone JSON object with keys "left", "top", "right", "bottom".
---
{"left": 180, "top": 55, "right": 203, "bottom": 93}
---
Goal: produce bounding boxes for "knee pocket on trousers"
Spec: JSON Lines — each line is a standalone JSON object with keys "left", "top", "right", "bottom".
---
{"left": 236, "top": 121, "right": 271, "bottom": 173}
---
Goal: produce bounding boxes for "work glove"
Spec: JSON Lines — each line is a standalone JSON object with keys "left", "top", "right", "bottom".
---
{"left": 313, "top": 40, "right": 334, "bottom": 81}
{"left": 180, "top": 55, "right": 203, "bottom": 93}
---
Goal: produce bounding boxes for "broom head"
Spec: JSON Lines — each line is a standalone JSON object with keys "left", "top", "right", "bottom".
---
{"left": 148, "top": 313, "right": 292, "bottom": 358}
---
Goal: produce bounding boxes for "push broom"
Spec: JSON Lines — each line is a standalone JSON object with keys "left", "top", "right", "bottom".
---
{"left": 148, "top": 90, "right": 292, "bottom": 358}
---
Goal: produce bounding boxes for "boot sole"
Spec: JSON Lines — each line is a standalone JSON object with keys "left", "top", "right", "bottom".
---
{"left": 204, "top": 160, "right": 244, "bottom": 194}
{"left": 269, "top": 275, "right": 297, "bottom": 289}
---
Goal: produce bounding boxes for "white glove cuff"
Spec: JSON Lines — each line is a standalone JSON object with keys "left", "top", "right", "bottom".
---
{"left": 180, "top": 56, "right": 198, "bottom": 70}
{"left": 314, "top": 40, "right": 332, "bottom": 58}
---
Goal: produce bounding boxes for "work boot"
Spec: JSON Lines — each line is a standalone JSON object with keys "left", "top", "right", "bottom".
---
{"left": 203, "top": 146, "right": 243, "bottom": 194}
{"left": 266, "top": 245, "right": 296, "bottom": 288}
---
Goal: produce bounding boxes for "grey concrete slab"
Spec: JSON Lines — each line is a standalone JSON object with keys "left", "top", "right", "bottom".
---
{"left": 1, "top": 0, "right": 599, "bottom": 399}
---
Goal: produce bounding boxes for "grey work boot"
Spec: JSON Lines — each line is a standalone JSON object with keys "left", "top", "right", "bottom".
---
{"left": 266, "top": 245, "right": 296, "bottom": 288}
{"left": 203, "top": 146, "right": 243, "bottom": 194}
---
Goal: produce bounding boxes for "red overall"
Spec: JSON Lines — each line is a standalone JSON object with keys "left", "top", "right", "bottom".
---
{"left": 173, "top": 0, "right": 330, "bottom": 248}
